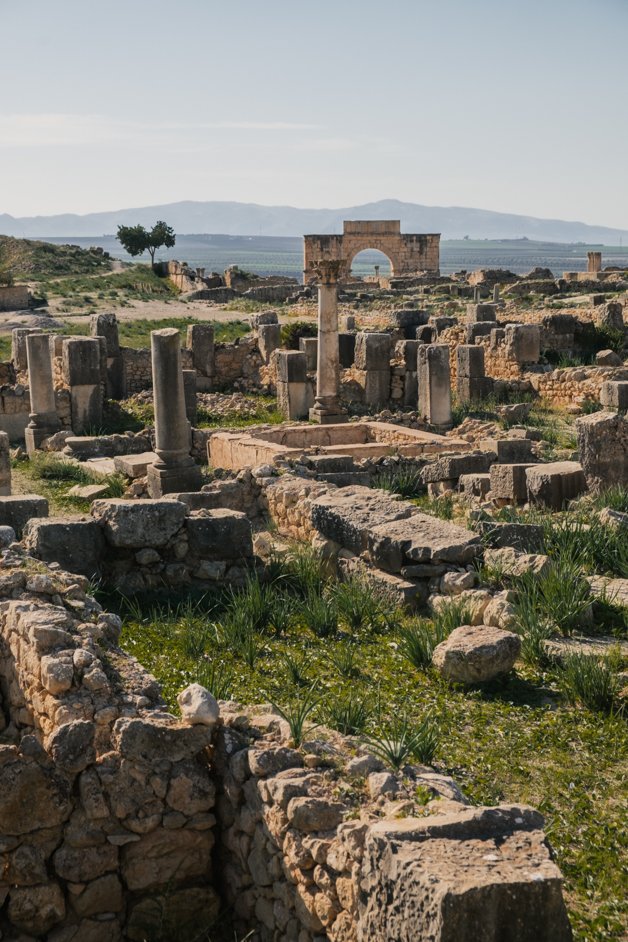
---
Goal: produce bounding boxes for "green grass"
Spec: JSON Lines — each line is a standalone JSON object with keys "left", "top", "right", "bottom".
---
{"left": 112, "top": 557, "right": 628, "bottom": 942}
{"left": 14, "top": 454, "right": 126, "bottom": 514}
{"left": 42, "top": 265, "right": 179, "bottom": 303}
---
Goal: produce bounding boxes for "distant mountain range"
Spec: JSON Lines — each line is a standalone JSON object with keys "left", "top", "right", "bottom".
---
{"left": 1, "top": 198, "right": 627, "bottom": 243}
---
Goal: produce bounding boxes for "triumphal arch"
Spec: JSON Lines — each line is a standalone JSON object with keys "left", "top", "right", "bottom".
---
{"left": 303, "top": 220, "right": 440, "bottom": 282}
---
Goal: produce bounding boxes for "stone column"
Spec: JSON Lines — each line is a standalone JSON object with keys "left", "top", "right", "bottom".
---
{"left": 276, "top": 351, "right": 312, "bottom": 420}
{"left": 309, "top": 260, "right": 347, "bottom": 424}
{"left": 25, "top": 334, "right": 60, "bottom": 455}
{"left": 62, "top": 338, "right": 103, "bottom": 434}
{"left": 418, "top": 344, "right": 452, "bottom": 430}
{"left": 147, "top": 328, "right": 202, "bottom": 498}
{"left": 0, "top": 432, "right": 11, "bottom": 496}
{"left": 587, "top": 251, "right": 602, "bottom": 273}
{"left": 12, "top": 327, "right": 42, "bottom": 374}
{"left": 186, "top": 323, "right": 215, "bottom": 391}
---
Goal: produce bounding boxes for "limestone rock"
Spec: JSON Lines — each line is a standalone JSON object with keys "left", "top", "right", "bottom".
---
{"left": 576, "top": 411, "right": 628, "bottom": 491}
{"left": 432, "top": 624, "right": 521, "bottom": 684}
{"left": 8, "top": 882, "right": 66, "bottom": 935}
{"left": 91, "top": 498, "right": 187, "bottom": 548}
{"left": 177, "top": 683, "right": 220, "bottom": 728}
{"left": 286, "top": 797, "right": 346, "bottom": 832}
{"left": 0, "top": 752, "right": 72, "bottom": 835}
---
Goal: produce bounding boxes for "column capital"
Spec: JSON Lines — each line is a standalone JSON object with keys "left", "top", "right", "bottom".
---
{"left": 312, "top": 259, "right": 346, "bottom": 285}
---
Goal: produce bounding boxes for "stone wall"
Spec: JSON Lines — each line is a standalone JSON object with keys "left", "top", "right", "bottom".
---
{"left": 0, "top": 387, "right": 71, "bottom": 441}
{"left": 0, "top": 285, "right": 30, "bottom": 312}
{"left": 531, "top": 365, "right": 628, "bottom": 408}
{"left": 122, "top": 347, "right": 194, "bottom": 395}
{"left": 0, "top": 550, "right": 219, "bottom": 941}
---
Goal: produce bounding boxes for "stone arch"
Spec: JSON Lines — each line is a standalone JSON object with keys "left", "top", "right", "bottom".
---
{"left": 303, "top": 220, "right": 440, "bottom": 282}
{"left": 348, "top": 247, "right": 394, "bottom": 277}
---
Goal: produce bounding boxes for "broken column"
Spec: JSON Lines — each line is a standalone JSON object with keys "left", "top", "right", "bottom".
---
{"left": 399, "top": 339, "right": 419, "bottom": 409}
{"left": 587, "top": 251, "right": 602, "bottom": 273}
{"left": 186, "top": 323, "right": 215, "bottom": 391}
{"left": 62, "top": 338, "right": 103, "bottom": 434}
{"left": 456, "top": 345, "right": 492, "bottom": 404}
{"left": 309, "top": 260, "right": 347, "bottom": 423}
{"left": 276, "top": 351, "right": 311, "bottom": 420}
{"left": 299, "top": 336, "right": 318, "bottom": 371}
{"left": 91, "top": 312, "right": 125, "bottom": 398}
{"left": 0, "top": 432, "right": 10, "bottom": 495}
{"left": 418, "top": 344, "right": 452, "bottom": 430}
{"left": 25, "top": 333, "right": 60, "bottom": 455}
{"left": 147, "top": 328, "right": 202, "bottom": 498}
{"left": 182, "top": 369, "right": 198, "bottom": 426}
{"left": 355, "top": 332, "right": 392, "bottom": 409}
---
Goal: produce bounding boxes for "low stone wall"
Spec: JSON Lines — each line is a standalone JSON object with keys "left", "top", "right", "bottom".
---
{"left": 0, "top": 387, "right": 71, "bottom": 441}
{"left": 0, "top": 285, "right": 30, "bottom": 312}
{"left": 531, "top": 365, "right": 628, "bottom": 408}
{"left": 22, "top": 498, "right": 255, "bottom": 591}
{"left": 214, "top": 337, "right": 263, "bottom": 391}
{"left": 0, "top": 550, "right": 219, "bottom": 940}
{"left": 122, "top": 347, "right": 194, "bottom": 395}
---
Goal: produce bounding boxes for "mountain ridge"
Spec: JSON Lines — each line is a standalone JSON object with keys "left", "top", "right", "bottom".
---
{"left": 1, "top": 198, "right": 627, "bottom": 243}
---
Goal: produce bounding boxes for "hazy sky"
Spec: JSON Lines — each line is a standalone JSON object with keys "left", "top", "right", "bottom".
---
{"left": 1, "top": 0, "right": 627, "bottom": 226}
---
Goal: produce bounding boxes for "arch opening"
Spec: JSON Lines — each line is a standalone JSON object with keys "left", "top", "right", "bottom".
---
{"left": 349, "top": 248, "right": 393, "bottom": 281}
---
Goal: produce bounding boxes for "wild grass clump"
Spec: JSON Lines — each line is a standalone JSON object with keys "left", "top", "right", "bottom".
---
{"left": 328, "top": 642, "right": 361, "bottom": 678}
{"left": 331, "top": 575, "right": 395, "bottom": 634}
{"left": 374, "top": 465, "right": 424, "bottom": 499}
{"left": 303, "top": 590, "right": 338, "bottom": 638}
{"left": 324, "top": 692, "right": 372, "bottom": 735}
{"left": 433, "top": 598, "right": 474, "bottom": 638}
{"left": 30, "top": 454, "right": 93, "bottom": 483}
{"left": 363, "top": 712, "right": 440, "bottom": 769}
{"left": 272, "top": 689, "right": 320, "bottom": 746}
{"left": 560, "top": 653, "right": 621, "bottom": 714}
{"left": 543, "top": 516, "right": 628, "bottom": 579}
{"left": 398, "top": 618, "right": 444, "bottom": 670}
{"left": 195, "top": 660, "right": 234, "bottom": 700}
{"left": 281, "top": 649, "right": 312, "bottom": 687}
{"left": 278, "top": 544, "right": 329, "bottom": 598}
{"left": 513, "top": 560, "right": 591, "bottom": 638}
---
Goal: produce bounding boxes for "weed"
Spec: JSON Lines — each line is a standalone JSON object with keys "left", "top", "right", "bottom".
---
{"left": 328, "top": 642, "right": 361, "bottom": 679}
{"left": 363, "top": 712, "right": 440, "bottom": 769}
{"left": 195, "top": 660, "right": 234, "bottom": 700}
{"left": 398, "top": 619, "right": 441, "bottom": 670}
{"left": 374, "top": 465, "right": 424, "bottom": 499}
{"left": 281, "top": 649, "right": 312, "bottom": 687}
{"left": 332, "top": 576, "right": 393, "bottom": 633}
{"left": 272, "top": 689, "right": 320, "bottom": 746}
{"left": 433, "top": 599, "right": 474, "bottom": 638}
{"left": 324, "top": 692, "right": 372, "bottom": 735}
{"left": 560, "top": 653, "right": 620, "bottom": 714}
{"left": 303, "top": 590, "right": 338, "bottom": 639}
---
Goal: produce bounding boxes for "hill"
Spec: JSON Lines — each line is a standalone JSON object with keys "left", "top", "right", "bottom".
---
{"left": 1, "top": 198, "right": 627, "bottom": 243}
{"left": 0, "top": 235, "right": 112, "bottom": 282}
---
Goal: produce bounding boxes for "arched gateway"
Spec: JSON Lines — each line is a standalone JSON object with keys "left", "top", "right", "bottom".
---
{"left": 303, "top": 219, "right": 440, "bottom": 282}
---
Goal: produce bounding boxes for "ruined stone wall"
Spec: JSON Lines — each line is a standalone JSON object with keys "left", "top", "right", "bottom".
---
{"left": 122, "top": 347, "right": 194, "bottom": 395}
{"left": 531, "top": 365, "right": 628, "bottom": 408}
{"left": 0, "top": 387, "right": 71, "bottom": 441}
{"left": 0, "top": 553, "right": 219, "bottom": 940}
{"left": 0, "top": 285, "right": 30, "bottom": 312}
{"left": 214, "top": 337, "right": 263, "bottom": 391}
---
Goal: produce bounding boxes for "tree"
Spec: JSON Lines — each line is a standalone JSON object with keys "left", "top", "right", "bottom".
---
{"left": 116, "top": 220, "right": 176, "bottom": 268}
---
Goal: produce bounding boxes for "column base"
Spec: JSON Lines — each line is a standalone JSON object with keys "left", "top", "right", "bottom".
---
{"left": 308, "top": 406, "right": 348, "bottom": 425}
{"left": 147, "top": 462, "right": 203, "bottom": 498}
{"left": 25, "top": 425, "right": 60, "bottom": 456}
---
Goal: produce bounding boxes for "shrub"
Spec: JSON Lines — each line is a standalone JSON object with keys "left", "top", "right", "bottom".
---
{"left": 363, "top": 712, "right": 440, "bottom": 769}
{"left": 560, "top": 653, "right": 620, "bottom": 713}
{"left": 281, "top": 321, "right": 318, "bottom": 350}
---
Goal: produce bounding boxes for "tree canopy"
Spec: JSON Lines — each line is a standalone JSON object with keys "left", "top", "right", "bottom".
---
{"left": 116, "top": 220, "right": 176, "bottom": 267}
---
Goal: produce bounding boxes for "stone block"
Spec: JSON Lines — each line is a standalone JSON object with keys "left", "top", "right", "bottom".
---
{"left": 433, "top": 624, "right": 521, "bottom": 683}
{"left": 0, "top": 431, "right": 10, "bottom": 495}
{"left": 504, "top": 324, "right": 541, "bottom": 364}
{"left": 250, "top": 310, "right": 278, "bottom": 329}
{"left": 418, "top": 345, "right": 451, "bottom": 428}
{"left": 421, "top": 452, "right": 493, "bottom": 484}
{"left": 62, "top": 338, "right": 102, "bottom": 386}
{"left": 185, "top": 509, "right": 253, "bottom": 560}
{"left": 481, "top": 438, "right": 535, "bottom": 463}
{"left": 367, "top": 513, "right": 481, "bottom": 573}
{"left": 526, "top": 461, "right": 586, "bottom": 509}
{"left": 186, "top": 323, "right": 215, "bottom": 376}
{"left": 276, "top": 351, "right": 307, "bottom": 383}
{"left": 354, "top": 333, "right": 392, "bottom": 371}
{"left": 359, "top": 807, "right": 571, "bottom": 942}
{"left": 0, "top": 494, "right": 48, "bottom": 537}
{"left": 576, "top": 410, "right": 628, "bottom": 491}
{"left": 182, "top": 369, "right": 197, "bottom": 425}
{"left": 258, "top": 323, "right": 281, "bottom": 364}
{"left": 23, "top": 516, "right": 105, "bottom": 576}
{"left": 91, "top": 498, "right": 187, "bottom": 547}
{"left": 338, "top": 333, "right": 356, "bottom": 367}
{"left": 466, "top": 303, "right": 498, "bottom": 323}
{"left": 363, "top": 370, "right": 391, "bottom": 408}
{"left": 310, "top": 486, "right": 414, "bottom": 555}
{"left": 458, "top": 472, "right": 491, "bottom": 498}
{"left": 489, "top": 463, "right": 534, "bottom": 501}
{"left": 465, "top": 322, "right": 494, "bottom": 343}
{"left": 11, "top": 327, "right": 42, "bottom": 373}
{"left": 113, "top": 452, "right": 158, "bottom": 478}
{"left": 90, "top": 312, "right": 120, "bottom": 356}
{"left": 416, "top": 325, "right": 435, "bottom": 344}
{"left": 600, "top": 380, "right": 628, "bottom": 411}
{"left": 479, "top": 521, "right": 545, "bottom": 553}
{"left": 299, "top": 336, "right": 318, "bottom": 370}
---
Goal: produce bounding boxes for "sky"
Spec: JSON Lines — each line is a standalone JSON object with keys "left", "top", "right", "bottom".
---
{"left": 1, "top": 0, "right": 627, "bottom": 227}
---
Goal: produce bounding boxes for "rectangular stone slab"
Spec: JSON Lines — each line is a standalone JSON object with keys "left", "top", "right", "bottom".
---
{"left": 309, "top": 486, "right": 414, "bottom": 555}
{"left": 367, "top": 513, "right": 481, "bottom": 572}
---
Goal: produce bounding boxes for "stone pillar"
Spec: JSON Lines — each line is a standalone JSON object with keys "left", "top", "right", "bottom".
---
{"left": 467, "top": 303, "right": 498, "bottom": 324}
{"left": 276, "top": 351, "right": 311, "bottom": 420}
{"left": 12, "top": 327, "right": 42, "bottom": 374}
{"left": 182, "top": 369, "right": 198, "bottom": 425}
{"left": 355, "top": 332, "right": 392, "bottom": 409}
{"left": 456, "top": 345, "right": 492, "bottom": 404}
{"left": 309, "top": 260, "right": 347, "bottom": 424}
{"left": 25, "top": 333, "right": 60, "bottom": 454}
{"left": 186, "top": 323, "right": 215, "bottom": 391}
{"left": 147, "top": 329, "right": 202, "bottom": 498}
{"left": 258, "top": 323, "right": 281, "bottom": 364}
{"left": 473, "top": 286, "right": 481, "bottom": 302}
{"left": 91, "top": 312, "right": 125, "bottom": 399}
{"left": 493, "top": 284, "right": 501, "bottom": 303}
{"left": 339, "top": 314, "right": 356, "bottom": 332}
{"left": 400, "top": 340, "right": 419, "bottom": 409}
{"left": 0, "top": 432, "right": 10, "bottom": 496}
{"left": 587, "top": 251, "right": 602, "bottom": 273}
{"left": 418, "top": 344, "right": 452, "bottom": 430}
{"left": 62, "top": 338, "right": 103, "bottom": 434}
{"left": 299, "top": 337, "right": 318, "bottom": 371}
